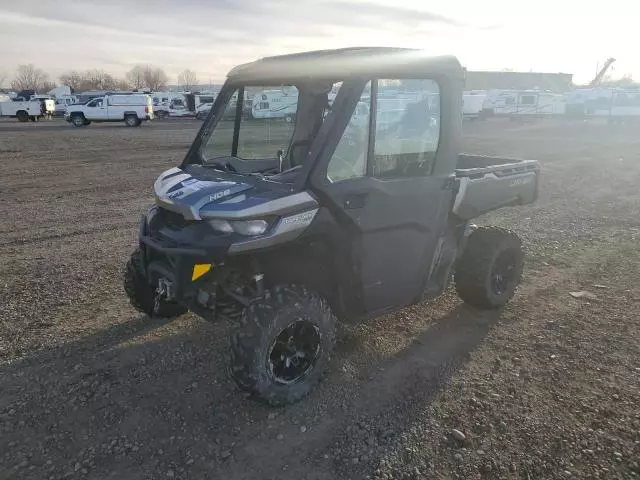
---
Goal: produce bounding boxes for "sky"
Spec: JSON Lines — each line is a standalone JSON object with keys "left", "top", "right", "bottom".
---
{"left": 0, "top": 0, "right": 638, "bottom": 87}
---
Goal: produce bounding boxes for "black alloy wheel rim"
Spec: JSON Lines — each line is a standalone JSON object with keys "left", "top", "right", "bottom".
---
{"left": 268, "top": 320, "right": 321, "bottom": 384}
{"left": 491, "top": 249, "right": 518, "bottom": 295}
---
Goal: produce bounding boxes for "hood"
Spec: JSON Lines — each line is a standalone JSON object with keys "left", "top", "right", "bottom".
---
{"left": 154, "top": 167, "right": 317, "bottom": 221}
{"left": 154, "top": 167, "right": 253, "bottom": 220}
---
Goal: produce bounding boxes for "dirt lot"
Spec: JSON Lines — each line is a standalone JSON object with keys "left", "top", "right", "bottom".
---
{"left": 1, "top": 117, "right": 638, "bottom": 480}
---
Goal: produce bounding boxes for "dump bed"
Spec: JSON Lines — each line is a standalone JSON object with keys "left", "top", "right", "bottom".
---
{"left": 452, "top": 154, "right": 539, "bottom": 220}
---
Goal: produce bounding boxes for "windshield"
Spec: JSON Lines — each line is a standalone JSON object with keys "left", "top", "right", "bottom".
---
{"left": 200, "top": 85, "right": 299, "bottom": 163}
{"left": 198, "top": 82, "right": 339, "bottom": 169}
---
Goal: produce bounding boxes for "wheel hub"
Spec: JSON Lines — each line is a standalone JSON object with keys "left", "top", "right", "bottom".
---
{"left": 268, "top": 320, "right": 321, "bottom": 384}
{"left": 491, "top": 249, "right": 517, "bottom": 295}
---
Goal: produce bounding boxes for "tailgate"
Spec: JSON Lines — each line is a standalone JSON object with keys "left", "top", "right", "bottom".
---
{"left": 453, "top": 155, "right": 539, "bottom": 220}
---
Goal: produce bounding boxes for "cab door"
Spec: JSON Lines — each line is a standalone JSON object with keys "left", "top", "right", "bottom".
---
{"left": 86, "top": 97, "right": 108, "bottom": 120}
{"left": 310, "top": 78, "right": 458, "bottom": 314}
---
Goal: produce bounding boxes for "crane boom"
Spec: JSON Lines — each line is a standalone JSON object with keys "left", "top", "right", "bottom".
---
{"left": 590, "top": 58, "right": 616, "bottom": 87}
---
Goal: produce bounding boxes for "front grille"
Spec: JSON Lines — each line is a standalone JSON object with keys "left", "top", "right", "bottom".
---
{"left": 148, "top": 208, "right": 194, "bottom": 238}
{"left": 159, "top": 208, "right": 192, "bottom": 229}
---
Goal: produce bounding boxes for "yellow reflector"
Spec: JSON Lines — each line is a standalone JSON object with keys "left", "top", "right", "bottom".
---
{"left": 192, "top": 263, "right": 212, "bottom": 281}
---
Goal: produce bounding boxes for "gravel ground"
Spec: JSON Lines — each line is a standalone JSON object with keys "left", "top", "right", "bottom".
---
{"left": 0, "top": 117, "right": 639, "bottom": 480}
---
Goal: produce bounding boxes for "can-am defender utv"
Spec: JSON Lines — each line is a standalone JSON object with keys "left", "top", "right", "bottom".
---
{"left": 124, "top": 48, "right": 539, "bottom": 405}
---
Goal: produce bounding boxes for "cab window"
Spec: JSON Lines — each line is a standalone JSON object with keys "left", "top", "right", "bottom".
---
{"left": 372, "top": 79, "right": 440, "bottom": 178}
{"left": 326, "top": 82, "right": 370, "bottom": 183}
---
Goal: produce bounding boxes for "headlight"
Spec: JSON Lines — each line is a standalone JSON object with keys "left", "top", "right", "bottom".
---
{"left": 208, "top": 219, "right": 234, "bottom": 233}
{"left": 208, "top": 219, "right": 269, "bottom": 236}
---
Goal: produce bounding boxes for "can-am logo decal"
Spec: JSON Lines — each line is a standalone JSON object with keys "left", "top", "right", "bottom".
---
{"left": 167, "top": 190, "right": 185, "bottom": 199}
{"left": 509, "top": 177, "right": 533, "bottom": 187}
{"left": 210, "top": 189, "right": 232, "bottom": 202}
{"left": 282, "top": 210, "right": 316, "bottom": 225}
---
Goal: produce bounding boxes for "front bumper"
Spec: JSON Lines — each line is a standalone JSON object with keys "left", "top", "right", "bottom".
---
{"left": 138, "top": 208, "right": 236, "bottom": 302}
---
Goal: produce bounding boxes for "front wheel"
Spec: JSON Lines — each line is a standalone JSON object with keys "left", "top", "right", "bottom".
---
{"left": 455, "top": 227, "right": 524, "bottom": 309}
{"left": 71, "top": 114, "right": 86, "bottom": 127}
{"left": 230, "top": 285, "right": 336, "bottom": 405}
{"left": 17, "top": 111, "right": 29, "bottom": 122}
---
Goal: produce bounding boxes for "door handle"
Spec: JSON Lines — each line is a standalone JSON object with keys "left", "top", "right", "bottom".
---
{"left": 344, "top": 193, "right": 368, "bottom": 209}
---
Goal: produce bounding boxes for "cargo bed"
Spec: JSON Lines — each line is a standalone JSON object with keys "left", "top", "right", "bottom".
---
{"left": 452, "top": 154, "right": 539, "bottom": 220}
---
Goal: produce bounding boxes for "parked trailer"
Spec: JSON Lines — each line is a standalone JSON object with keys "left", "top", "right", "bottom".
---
{"left": 463, "top": 90, "right": 487, "bottom": 119}
{"left": 603, "top": 88, "right": 640, "bottom": 121}
{"left": 251, "top": 88, "right": 299, "bottom": 121}
{"left": 53, "top": 95, "right": 79, "bottom": 117}
{"left": 0, "top": 98, "right": 55, "bottom": 122}
{"left": 151, "top": 92, "right": 188, "bottom": 118}
{"left": 566, "top": 87, "right": 640, "bottom": 121}
{"left": 482, "top": 89, "right": 566, "bottom": 117}
{"left": 152, "top": 92, "right": 218, "bottom": 119}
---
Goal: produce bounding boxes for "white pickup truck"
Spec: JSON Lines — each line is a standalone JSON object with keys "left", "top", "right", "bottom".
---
{"left": 65, "top": 94, "right": 154, "bottom": 127}
{"left": 0, "top": 98, "right": 55, "bottom": 122}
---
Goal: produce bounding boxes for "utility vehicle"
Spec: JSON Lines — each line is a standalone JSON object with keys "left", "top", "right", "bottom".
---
{"left": 0, "top": 94, "right": 55, "bottom": 122}
{"left": 123, "top": 48, "right": 539, "bottom": 405}
{"left": 65, "top": 94, "right": 153, "bottom": 127}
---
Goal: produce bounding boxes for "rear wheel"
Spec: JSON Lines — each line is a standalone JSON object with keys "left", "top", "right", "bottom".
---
{"left": 125, "top": 115, "right": 140, "bottom": 127}
{"left": 230, "top": 285, "right": 336, "bottom": 405}
{"left": 455, "top": 227, "right": 523, "bottom": 309}
{"left": 123, "top": 248, "right": 187, "bottom": 318}
{"left": 71, "top": 114, "right": 86, "bottom": 127}
{"left": 16, "top": 111, "right": 29, "bottom": 122}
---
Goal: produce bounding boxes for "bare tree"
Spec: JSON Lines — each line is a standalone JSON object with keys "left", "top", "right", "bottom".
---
{"left": 126, "top": 65, "right": 146, "bottom": 90}
{"left": 41, "top": 81, "right": 57, "bottom": 93}
{"left": 114, "top": 79, "right": 131, "bottom": 91}
{"left": 60, "top": 70, "right": 126, "bottom": 92}
{"left": 0, "top": 71, "right": 7, "bottom": 89}
{"left": 59, "top": 71, "right": 84, "bottom": 91}
{"left": 82, "top": 69, "right": 118, "bottom": 90}
{"left": 125, "top": 64, "right": 168, "bottom": 91}
{"left": 11, "top": 64, "right": 50, "bottom": 92}
{"left": 178, "top": 69, "right": 198, "bottom": 91}
{"left": 143, "top": 66, "right": 168, "bottom": 91}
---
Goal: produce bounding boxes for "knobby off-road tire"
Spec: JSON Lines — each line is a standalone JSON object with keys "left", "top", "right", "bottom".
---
{"left": 123, "top": 248, "right": 187, "bottom": 318}
{"left": 230, "top": 285, "right": 337, "bottom": 406}
{"left": 455, "top": 227, "right": 524, "bottom": 309}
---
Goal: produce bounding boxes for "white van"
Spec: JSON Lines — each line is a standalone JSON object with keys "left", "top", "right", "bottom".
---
{"left": 65, "top": 94, "right": 153, "bottom": 127}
